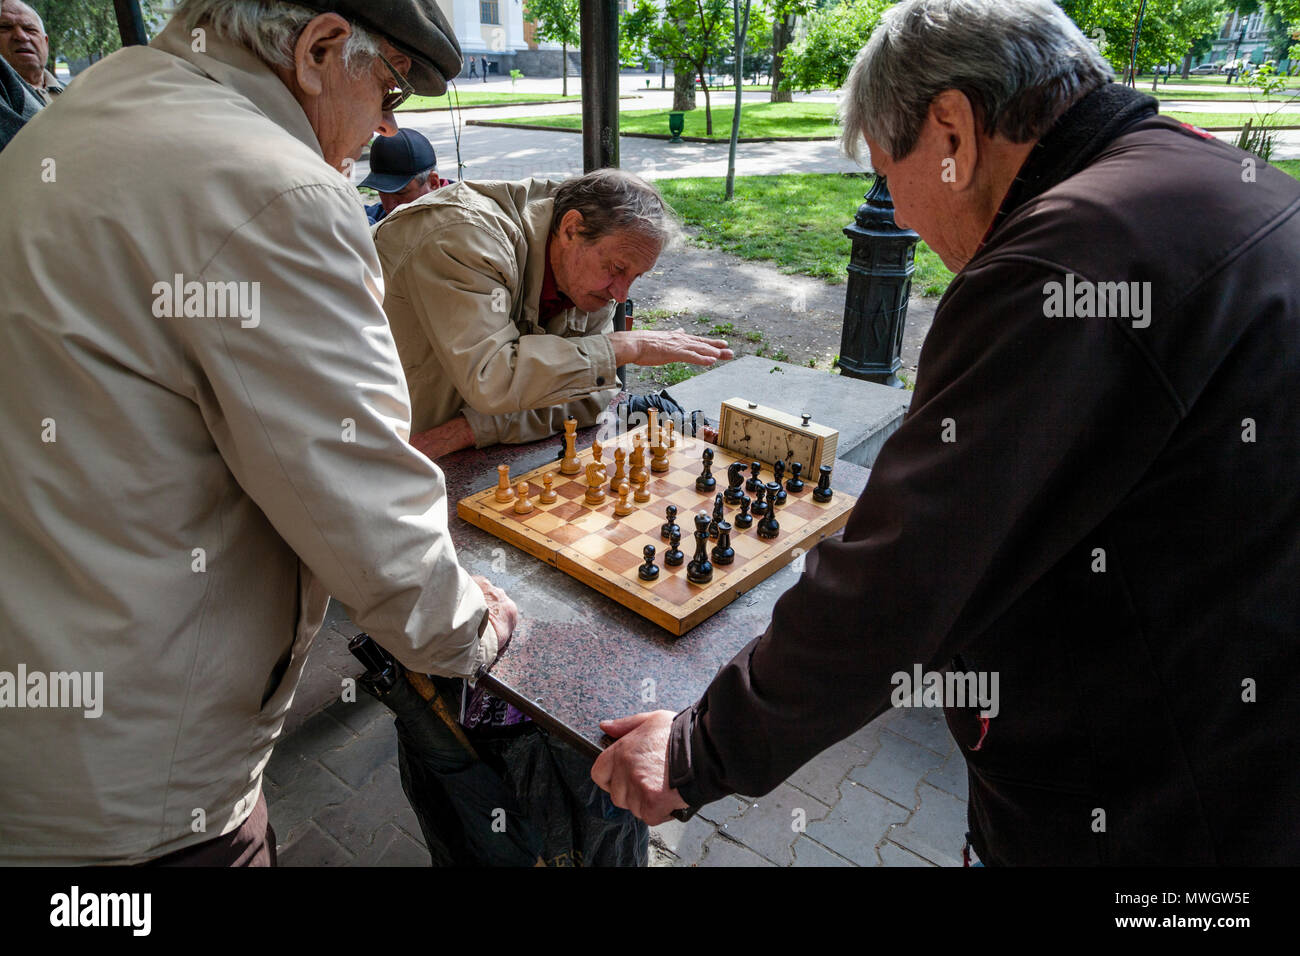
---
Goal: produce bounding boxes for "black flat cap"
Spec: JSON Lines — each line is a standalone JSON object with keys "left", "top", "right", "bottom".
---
{"left": 292, "top": 1, "right": 462, "bottom": 96}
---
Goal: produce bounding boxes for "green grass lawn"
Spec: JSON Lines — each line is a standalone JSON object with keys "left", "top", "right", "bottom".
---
{"left": 656, "top": 173, "right": 954, "bottom": 296}
{"left": 1155, "top": 88, "right": 1300, "bottom": 102}
{"left": 1272, "top": 160, "right": 1300, "bottom": 179}
{"left": 399, "top": 91, "right": 575, "bottom": 110}
{"left": 497, "top": 101, "right": 839, "bottom": 139}
{"left": 1166, "top": 110, "right": 1300, "bottom": 127}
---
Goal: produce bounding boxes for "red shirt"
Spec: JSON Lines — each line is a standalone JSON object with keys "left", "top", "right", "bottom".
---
{"left": 537, "top": 235, "right": 575, "bottom": 322}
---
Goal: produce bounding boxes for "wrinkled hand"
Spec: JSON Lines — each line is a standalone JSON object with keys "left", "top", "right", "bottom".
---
{"left": 591, "top": 710, "right": 688, "bottom": 825}
{"left": 473, "top": 575, "right": 518, "bottom": 661}
{"left": 609, "top": 329, "right": 733, "bottom": 368}
{"left": 411, "top": 415, "right": 476, "bottom": 461}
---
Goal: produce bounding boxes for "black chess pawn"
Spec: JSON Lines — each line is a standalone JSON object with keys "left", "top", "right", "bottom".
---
{"left": 665, "top": 528, "right": 684, "bottom": 566}
{"left": 638, "top": 544, "right": 660, "bottom": 581}
{"left": 786, "top": 461, "right": 805, "bottom": 493}
{"left": 750, "top": 483, "right": 769, "bottom": 517}
{"left": 686, "top": 513, "right": 713, "bottom": 584}
{"left": 745, "top": 460, "right": 762, "bottom": 493}
{"left": 724, "top": 461, "right": 747, "bottom": 505}
{"left": 661, "top": 504, "right": 680, "bottom": 541}
{"left": 768, "top": 479, "right": 786, "bottom": 507}
{"left": 757, "top": 507, "right": 780, "bottom": 540}
{"left": 711, "top": 520, "right": 734, "bottom": 565}
{"left": 812, "top": 464, "right": 834, "bottom": 503}
{"left": 734, "top": 495, "right": 753, "bottom": 529}
{"left": 773, "top": 459, "right": 786, "bottom": 486}
{"left": 696, "top": 447, "right": 717, "bottom": 492}
{"left": 708, "top": 493, "right": 724, "bottom": 539}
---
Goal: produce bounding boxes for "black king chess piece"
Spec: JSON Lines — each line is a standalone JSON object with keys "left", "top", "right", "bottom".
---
{"left": 812, "top": 464, "right": 834, "bottom": 502}
{"left": 696, "top": 447, "right": 717, "bottom": 492}
{"left": 734, "top": 495, "right": 753, "bottom": 529}
{"left": 708, "top": 493, "right": 724, "bottom": 539}
{"left": 745, "top": 460, "right": 762, "bottom": 493}
{"left": 724, "top": 461, "right": 747, "bottom": 505}
{"left": 711, "top": 520, "right": 734, "bottom": 565}
{"left": 661, "top": 504, "right": 680, "bottom": 541}
{"left": 757, "top": 504, "right": 780, "bottom": 540}
{"left": 638, "top": 544, "right": 660, "bottom": 581}
{"left": 786, "top": 461, "right": 805, "bottom": 493}
{"left": 686, "top": 513, "right": 713, "bottom": 584}
{"left": 665, "top": 528, "right": 684, "bottom": 566}
{"left": 750, "top": 483, "right": 769, "bottom": 517}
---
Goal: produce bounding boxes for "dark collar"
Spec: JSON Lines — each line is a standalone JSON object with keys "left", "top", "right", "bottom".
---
{"left": 538, "top": 234, "right": 575, "bottom": 322}
{"left": 986, "top": 83, "right": 1159, "bottom": 239}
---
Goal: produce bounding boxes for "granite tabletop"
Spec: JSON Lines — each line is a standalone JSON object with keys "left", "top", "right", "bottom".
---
{"left": 438, "top": 422, "right": 871, "bottom": 757}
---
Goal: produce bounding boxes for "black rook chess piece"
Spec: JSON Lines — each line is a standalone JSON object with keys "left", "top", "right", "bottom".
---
{"left": 687, "top": 513, "right": 713, "bottom": 584}
{"left": 812, "top": 464, "right": 834, "bottom": 502}
{"left": 768, "top": 479, "right": 786, "bottom": 507}
{"left": 661, "top": 504, "right": 680, "bottom": 541}
{"left": 734, "top": 495, "right": 753, "bottom": 529}
{"left": 786, "top": 461, "right": 805, "bottom": 493}
{"left": 665, "top": 528, "right": 684, "bottom": 566}
{"left": 746, "top": 460, "right": 762, "bottom": 494}
{"left": 750, "top": 483, "right": 769, "bottom": 517}
{"left": 638, "top": 544, "right": 660, "bottom": 581}
{"left": 696, "top": 448, "right": 717, "bottom": 492}
{"left": 724, "top": 462, "right": 747, "bottom": 505}
{"left": 711, "top": 520, "right": 735, "bottom": 565}
{"left": 757, "top": 507, "right": 780, "bottom": 540}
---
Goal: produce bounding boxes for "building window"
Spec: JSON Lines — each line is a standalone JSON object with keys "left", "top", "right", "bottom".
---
{"left": 1246, "top": 12, "right": 1263, "bottom": 38}
{"left": 480, "top": 1, "right": 500, "bottom": 25}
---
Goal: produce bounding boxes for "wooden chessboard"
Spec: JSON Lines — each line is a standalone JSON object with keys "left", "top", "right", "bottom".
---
{"left": 456, "top": 425, "right": 856, "bottom": 636}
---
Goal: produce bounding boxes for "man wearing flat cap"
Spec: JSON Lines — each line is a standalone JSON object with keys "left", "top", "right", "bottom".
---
{"left": 361, "top": 126, "right": 450, "bottom": 225}
{"left": 0, "top": 0, "right": 516, "bottom": 865}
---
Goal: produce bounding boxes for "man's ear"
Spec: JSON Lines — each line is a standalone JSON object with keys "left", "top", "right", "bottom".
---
{"left": 927, "top": 89, "right": 980, "bottom": 190}
{"left": 291, "top": 12, "right": 353, "bottom": 98}
{"left": 558, "top": 208, "right": 586, "bottom": 243}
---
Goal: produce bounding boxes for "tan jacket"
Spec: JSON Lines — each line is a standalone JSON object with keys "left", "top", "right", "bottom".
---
{"left": 373, "top": 179, "right": 620, "bottom": 447}
{"left": 0, "top": 19, "right": 492, "bottom": 864}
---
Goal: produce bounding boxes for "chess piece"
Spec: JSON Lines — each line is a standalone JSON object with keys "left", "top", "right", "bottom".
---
{"left": 646, "top": 407, "right": 659, "bottom": 446}
{"left": 666, "top": 419, "right": 676, "bottom": 448}
{"left": 651, "top": 431, "right": 670, "bottom": 473}
{"left": 559, "top": 418, "right": 581, "bottom": 475}
{"left": 665, "top": 528, "right": 684, "bottom": 566}
{"left": 592, "top": 438, "right": 603, "bottom": 464}
{"left": 786, "top": 460, "right": 805, "bottom": 493}
{"left": 638, "top": 544, "right": 660, "bottom": 581}
{"left": 540, "top": 472, "right": 557, "bottom": 504}
{"left": 812, "top": 464, "right": 834, "bottom": 503}
{"left": 614, "top": 482, "right": 635, "bottom": 516}
{"left": 494, "top": 464, "right": 515, "bottom": 503}
{"left": 609, "top": 447, "right": 627, "bottom": 493}
{"left": 767, "top": 480, "right": 786, "bottom": 508}
{"left": 751, "top": 483, "right": 769, "bottom": 517}
{"left": 634, "top": 471, "right": 651, "bottom": 503}
{"left": 709, "top": 493, "right": 724, "bottom": 539}
{"left": 773, "top": 459, "right": 786, "bottom": 486}
{"left": 772, "top": 461, "right": 788, "bottom": 504}
{"left": 734, "top": 495, "right": 753, "bottom": 529}
{"left": 724, "top": 461, "right": 747, "bottom": 505}
{"left": 711, "top": 520, "right": 734, "bottom": 565}
{"left": 746, "top": 460, "right": 762, "bottom": 494}
{"left": 584, "top": 460, "right": 608, "bottom": 505}
{"left": 661, "top": 504, "right": 680, "bottom": 541}
{"left": 686, "top": 513, "right": 713, "bottom": 584}
{"left": 757, "top": 507, "right": 780, "bottom": 540}
{"left": 630, "top": 436, "right": 648, "bottom": 485}
{"left": 696, "top": 447, "right": 717, "bottom": 492}
{"left": 512, "top": 482, "right": 534, "bottom": 514}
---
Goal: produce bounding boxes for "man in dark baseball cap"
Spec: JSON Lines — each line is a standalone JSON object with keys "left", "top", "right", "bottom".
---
{"left": 359, "top": 127, "right": 450, "bottom": 224}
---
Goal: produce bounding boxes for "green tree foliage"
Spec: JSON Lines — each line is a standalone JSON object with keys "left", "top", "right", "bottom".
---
{"left": 31, "top": 0, "right": 164, "bottom": 67}
{"left": 525, "top": 0, "right": 580, "bottom": 95}
{"left": 1057, "top": 0, "right": 1224, "bottom": 78}
{"left": 623, "top": 0, "right": 736, "bottom": 133}
{"left": 779, "top": 0, "right": 891, "bottom": 92}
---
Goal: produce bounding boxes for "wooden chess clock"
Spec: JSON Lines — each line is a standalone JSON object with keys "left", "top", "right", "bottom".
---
{"left": 717, "top": 398, "right": 838, "bottom": 473}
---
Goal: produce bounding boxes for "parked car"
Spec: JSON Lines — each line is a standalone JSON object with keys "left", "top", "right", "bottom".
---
{"left": 1189, "top": 63, "right": 1220, "bottom": 75}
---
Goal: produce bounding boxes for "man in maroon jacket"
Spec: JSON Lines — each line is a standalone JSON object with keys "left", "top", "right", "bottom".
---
{"left": 592, "top": 0, "right": 1300, "bottom": 864}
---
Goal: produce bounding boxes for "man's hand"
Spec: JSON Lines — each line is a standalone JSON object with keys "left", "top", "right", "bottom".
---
{"left": 473, "top": 575, "right": 518, "bottom": 661}
{"left": 411, "top": 414, "right": 476, "bottom": 460}
{"left": 591, "top": 710, "right": 688, "bottom": 824}
{"left": 609, "top": 329, "right": 734, "bottom": 368}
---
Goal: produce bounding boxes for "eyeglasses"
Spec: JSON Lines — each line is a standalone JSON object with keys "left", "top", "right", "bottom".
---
{"left": 377, "top": 50, "right": 414, "bottom": 112}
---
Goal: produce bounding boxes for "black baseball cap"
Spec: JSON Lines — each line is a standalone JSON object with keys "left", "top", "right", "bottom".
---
{"left": 360, "top": 128, "right": 438, "bottom": 192}
{"left": 292, "top": 1, "right": 462, "bottom": 96}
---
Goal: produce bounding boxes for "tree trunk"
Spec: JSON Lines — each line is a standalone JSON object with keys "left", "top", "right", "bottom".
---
{"left": 698, "top": 67, "right": 712, "bottom": 134}
{"left": 673, "top": 61, "right": 696, "bottom": 111}
{"left": 1181, "top": 52, "right": 1192, "bottom": 80}
{"left": 561, "top": 41, "right": 567, "bottom": 97}
{"left": 770, "top": 13, "right": 794, "bottom": 103}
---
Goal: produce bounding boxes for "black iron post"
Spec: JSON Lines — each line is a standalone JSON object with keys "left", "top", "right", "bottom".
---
{"left": 837, "top": 174, "right": 919, "bottom": 388}
{"left": 113, "top": 0, "right": 148, "bottom": 46}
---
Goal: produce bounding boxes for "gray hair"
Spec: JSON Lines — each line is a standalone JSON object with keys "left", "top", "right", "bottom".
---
{"left": 840, "top": 0, "right": 1112, "bottom": 161}
{"left": 173, "top": 0, "right": 380, "bottom": 76}
{"left": 2, "top": 0, "right": 45, "bottom": 36}
{"left": 551, "top": 168, "right": 681, "bottom": 250}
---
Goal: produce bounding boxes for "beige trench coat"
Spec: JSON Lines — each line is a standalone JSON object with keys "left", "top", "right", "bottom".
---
{"left": 373, "top": 179, "right": 620, "bottom": 447}
{"left": 0, "top": 19, "right": 492, "bottom": 863}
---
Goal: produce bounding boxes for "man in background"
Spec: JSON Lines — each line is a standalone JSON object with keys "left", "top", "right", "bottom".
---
{"left": 0, "top": 0, "right": 62, "bottom": 105}
{"left": 360, "top": 127, "right": 449, "bottom": 225}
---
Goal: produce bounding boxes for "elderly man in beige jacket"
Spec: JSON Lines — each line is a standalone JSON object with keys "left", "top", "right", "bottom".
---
{"left": 0, "top": 0, "right": 515, "bottom": 865}
{"left": 374, "top": 169, "right": 732, "bottom": 458}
